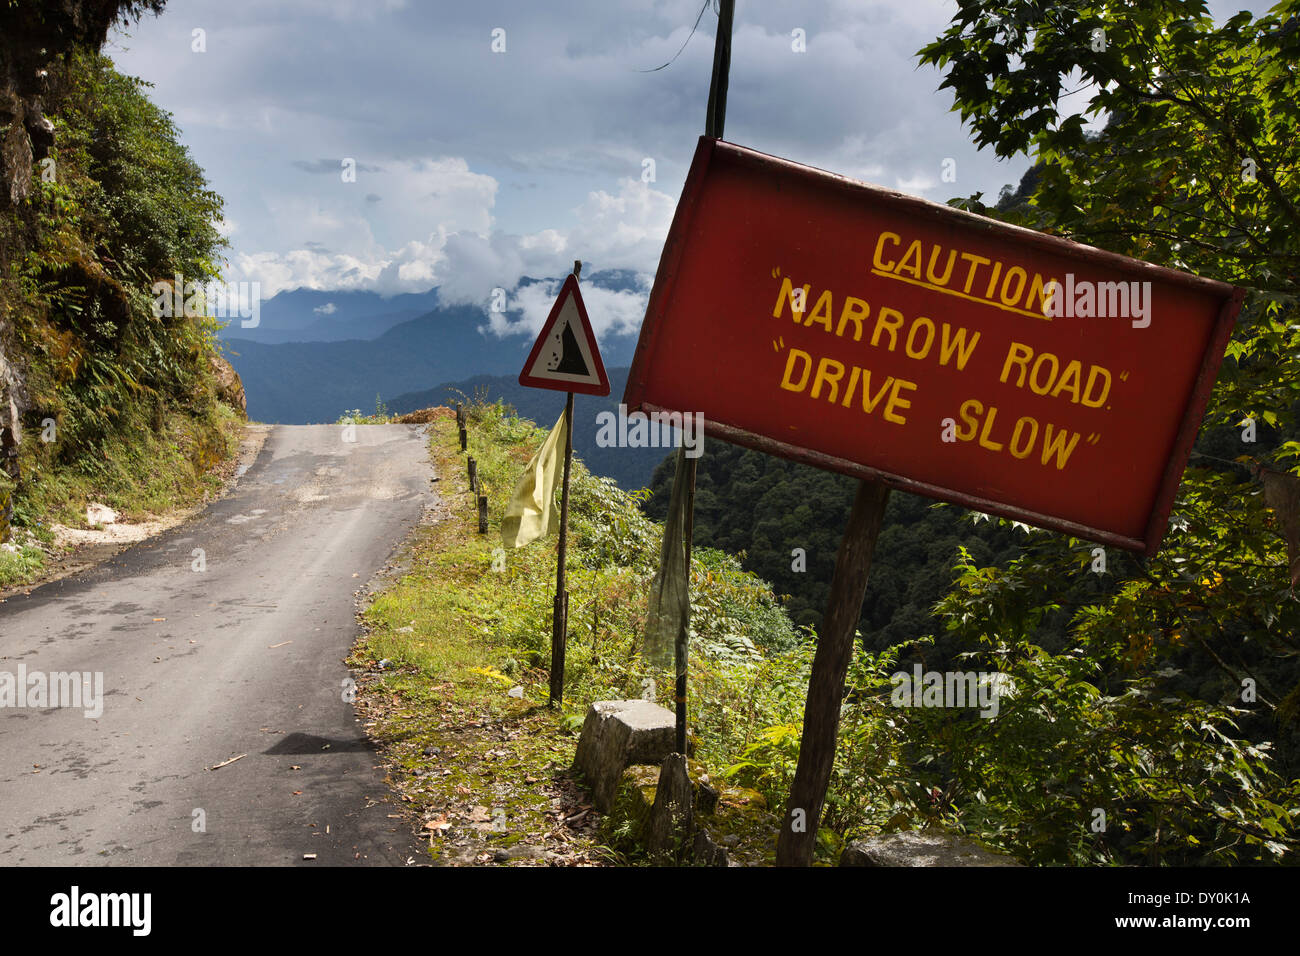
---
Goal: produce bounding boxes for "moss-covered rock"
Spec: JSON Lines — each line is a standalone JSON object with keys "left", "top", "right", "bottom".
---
{"left": 601, "top": 764, "right": 658, "bottom": 854}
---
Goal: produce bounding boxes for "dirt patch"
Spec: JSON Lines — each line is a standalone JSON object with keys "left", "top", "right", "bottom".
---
{"left": 354, "top": 669, "right": 610, "bottom": 867}
{"left": 393, "top": 407, "right": 453, "bottom": 425}
{"left": 0, "top": 423, "right": 271, "bottom": 599}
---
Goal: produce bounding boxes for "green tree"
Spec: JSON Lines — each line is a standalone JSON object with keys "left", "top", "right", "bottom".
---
{"left": 912, "top": 0, "right": 1300, "bottom": 862}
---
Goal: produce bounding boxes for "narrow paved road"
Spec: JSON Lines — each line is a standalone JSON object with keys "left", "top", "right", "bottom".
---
{"left": 0, "top": 424, "right": 434, "bottom": 865}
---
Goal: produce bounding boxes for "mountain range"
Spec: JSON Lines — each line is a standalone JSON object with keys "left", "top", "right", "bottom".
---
{"left": 220, "top": 273, "right": 644, "bottom": 426}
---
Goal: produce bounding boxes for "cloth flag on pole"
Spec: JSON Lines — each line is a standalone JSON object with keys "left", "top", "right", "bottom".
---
{"left": 501, "top": 407, "right": 569, "bottom": 549}
{"left": 644, "top": 447, "right": 691, "bottom": 670}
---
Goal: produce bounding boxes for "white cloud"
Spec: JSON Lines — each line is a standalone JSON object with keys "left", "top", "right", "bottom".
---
{"left": 485, "top": 280, "right": 649, "bottom": 340}
{"left": 229, "top": 171, "right": 672, "bottom": 327}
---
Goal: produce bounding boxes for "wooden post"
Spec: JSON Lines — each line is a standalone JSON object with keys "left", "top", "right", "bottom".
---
{"left": 455, "top": 402, "right": 463, "bottom": 428}
{"left": 459, "top": 425, "right": 467, "bottom": 452}
{"left": 676, "top": 455, "right": 697, "bottom": 755}
{"left": 549, "top": 391, "right": 575, "bottom": 707}
{"left": 775, "top": 479, "right": 890, "bottom": 866}
{"left": 477, "top": 495, "right": 488, "bottom": 534}
{"left": 468, "top": 457, "right": 477, "bottom": 492}
{"left": 705, "top": 0, "right": 735, "bottom": 140}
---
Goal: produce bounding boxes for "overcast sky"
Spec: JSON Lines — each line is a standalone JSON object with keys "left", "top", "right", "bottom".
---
{"left": 107, "top": 0, "right": 1264, "bottom": 338}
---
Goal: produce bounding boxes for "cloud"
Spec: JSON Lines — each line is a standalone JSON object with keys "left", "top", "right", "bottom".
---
{"left": 485, "top": 281, "right": 649, "bottom": 340}
{"left": 313, "top": 302, "right": 337, "bottom": 315}
{"left": 121, "top": 0, "right": 1140, "bottom": 318}
{"left": 229, "top": 173, "right": 672, "bottom": 321}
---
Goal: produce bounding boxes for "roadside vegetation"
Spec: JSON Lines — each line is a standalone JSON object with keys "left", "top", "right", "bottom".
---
{"left": 1, "top": 49, "right": 244, "bottom": 589}
{"left": 355, "top": 398, "right": 1298, "bottom": 865}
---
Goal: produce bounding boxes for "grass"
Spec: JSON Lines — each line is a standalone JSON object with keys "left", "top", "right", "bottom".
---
{"left": 0, "top": 402, "right": 244, "bottom": 590}
{"left": 351, "top": 401, "right": 823, "bottom": 865}
{"left": 351, "top": 406, "right": 614, "bottom": 864}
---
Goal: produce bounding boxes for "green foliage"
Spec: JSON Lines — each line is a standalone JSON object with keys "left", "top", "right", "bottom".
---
{"left": 643, "top": 441, "right": 1024, "bottom": 645}
{"left": 1, "top": 48, "right": 237, "bottom": 541}
{"left": 927, "top": 544, "right": 1297, "bottom": 864}
{"left": 907, "top": 0, "right": 1300, "bottom": 863}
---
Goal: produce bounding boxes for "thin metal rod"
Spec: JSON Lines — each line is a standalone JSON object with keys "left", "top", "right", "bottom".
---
{"left": 549, "top": 390, "right": 575, "bottom": 707}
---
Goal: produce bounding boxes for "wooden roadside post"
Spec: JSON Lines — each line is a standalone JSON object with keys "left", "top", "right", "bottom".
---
{"left": 477, "top": 494, "right": 488, "bottom": 534}
{"left": 468, "top": 457, "right": 477, "bottom": 492}
{"left": 675, "top": 455, "right": 697, "bottom": 755}
{"left": 658, "top": 0, "right": 735, "bottom": 759}
{"left": 775, "top": 479, "right": 890, "bottom": 866}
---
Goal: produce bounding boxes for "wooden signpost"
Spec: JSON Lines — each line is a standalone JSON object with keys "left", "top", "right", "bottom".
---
{"left": 626, "top": 1, "right": 1242, "bottom": 865}
{"left": 517, "top": 261, "right": 610, "bottom": 707}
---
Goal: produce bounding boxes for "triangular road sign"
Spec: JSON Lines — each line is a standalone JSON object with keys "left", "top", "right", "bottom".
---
{"left": 518, "top": 273, "right": 610, "bottom": 395}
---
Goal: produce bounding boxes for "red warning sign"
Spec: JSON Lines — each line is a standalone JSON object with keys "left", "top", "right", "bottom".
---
{"left": 623, "top": 137, "right": 1242, "bottom": 555}
{"left": 519, "top": 274, "right": 610, "bottom": 396}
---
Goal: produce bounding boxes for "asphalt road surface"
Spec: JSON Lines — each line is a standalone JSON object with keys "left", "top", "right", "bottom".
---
{"left": 0, "top": 424, "right": 434, "bottom": 865}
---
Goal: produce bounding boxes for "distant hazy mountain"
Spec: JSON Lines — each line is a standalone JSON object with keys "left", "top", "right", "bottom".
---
{"left": 217, "top": 288, "right": 442, "bottom": 344}
{"left": 221, "top": 270, "right": 644, "bottom": 345}
{"left": 221, "top": 271, "right": 645, "bottom": 427}
{"left": 223, "top": 307, "right": 640, "bottom": 425}
{"left": 385, "top": 367, "right": 674, "bottom": 491}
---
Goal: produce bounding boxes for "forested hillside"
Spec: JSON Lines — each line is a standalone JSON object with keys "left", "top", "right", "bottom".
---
{"left": 0, "top": 3, "right": 242, "bottom": 583}
{"left": 642, "top": 2, "right": 1300, "bottom": 864}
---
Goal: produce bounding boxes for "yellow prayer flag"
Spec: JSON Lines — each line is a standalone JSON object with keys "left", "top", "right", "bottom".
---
{"left": 501, "top": 407, "right": 569, "bottom": 549}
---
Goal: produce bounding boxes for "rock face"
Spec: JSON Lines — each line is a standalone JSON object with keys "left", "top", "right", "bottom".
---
{"left": 840, "top": 831, "right": 1022, "bottom": 867}
{"left": 208, "top": 352, "right": 247, "bottom": 415}
{"left": 0, "top": 343, "right": 27, "bottom": 543}
{"left": 573, "top": 699, "right": 676, "bottom": 813}
{"left": 1, "top": 2, "right": 165, "bottom": 208}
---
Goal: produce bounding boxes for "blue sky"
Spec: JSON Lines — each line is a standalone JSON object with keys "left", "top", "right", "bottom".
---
{"left": 107, "top": 0, "right": 1265, "bottom": 337}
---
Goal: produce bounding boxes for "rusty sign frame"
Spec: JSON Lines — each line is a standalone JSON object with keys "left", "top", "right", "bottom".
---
{"left": 624, "top": 136, "right": 1244, "bottom": 556}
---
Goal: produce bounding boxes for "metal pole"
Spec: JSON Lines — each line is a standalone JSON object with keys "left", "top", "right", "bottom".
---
{"left": 549, "top": 260, "right": 582, "bottom": 708}
{"left": 548, "top": 389, "right": 574, "bottom": 707}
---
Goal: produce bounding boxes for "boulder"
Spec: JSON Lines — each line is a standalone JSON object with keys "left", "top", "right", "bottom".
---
{"left": 645, "top": 753, "right": 694, "bottom": 865}
{"left": 601, "top": 764, "right": 658, "bottom": 851}
{"left": 573, "top": 699, "right": 675, "bottom": 812}
{"left": 86, "top": 503, "right": 117, "bottom": 526}
{"left": 691, "top": 828, "right": 730, "bottom": 867}
{"left": 840, "top": 831, "right": 1022, "bottom": 867}
{"left": 208, "top": 352, "right": 246, "bottom": 415}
